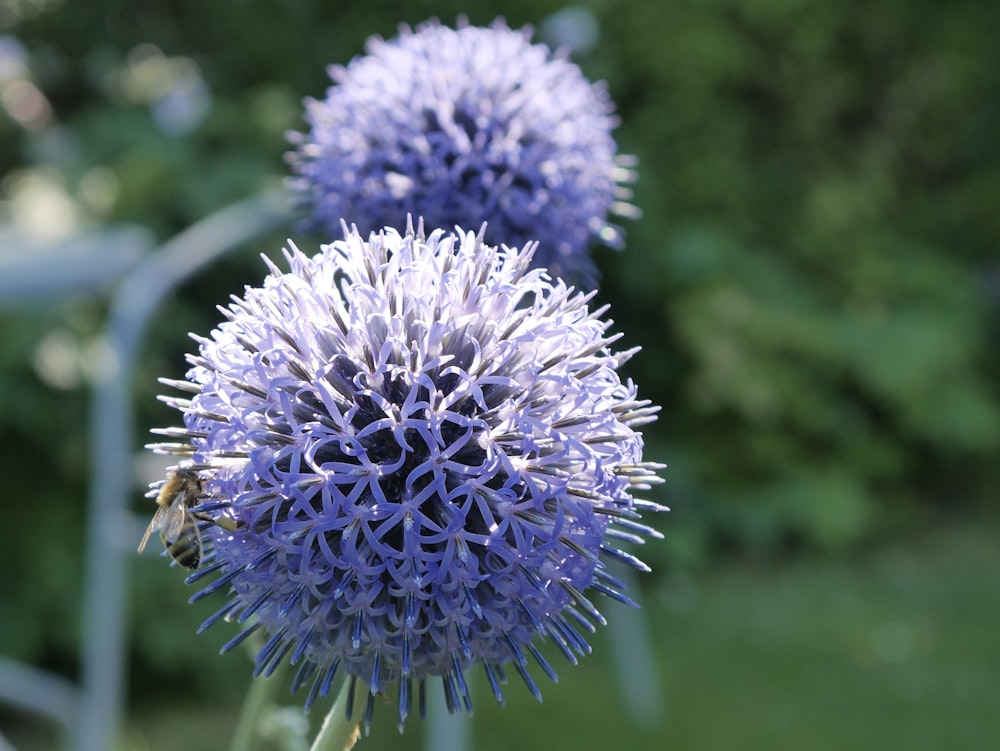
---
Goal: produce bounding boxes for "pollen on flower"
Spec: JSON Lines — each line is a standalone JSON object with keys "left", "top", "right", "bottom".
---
{"left": 287, "top": 18, "right": 637, "bottom": 288}
{"left": 150, "top": 221, "right": 665, "bottom": 732}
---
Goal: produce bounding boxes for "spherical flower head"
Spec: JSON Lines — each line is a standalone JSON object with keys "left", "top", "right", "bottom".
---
{"left": 151, "top": 222, "right": 664, "bottom": 731}
{"left": 287, "top": 18, "right": 638, "bottom": 288}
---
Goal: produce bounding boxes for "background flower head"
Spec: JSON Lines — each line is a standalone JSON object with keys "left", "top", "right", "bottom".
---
{"left": 287, "top": 18, "right": 637, "bottom": 288}
{"left": 152, "top": 222, "right": 664, "bottom": 730}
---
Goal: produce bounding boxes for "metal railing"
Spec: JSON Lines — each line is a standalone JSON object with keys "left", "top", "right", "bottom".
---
{"left": 77, "top": 191, "right": 292, "bottom": 751}
{"left": 1, "top": 191, "right": 661, "bottom": 750}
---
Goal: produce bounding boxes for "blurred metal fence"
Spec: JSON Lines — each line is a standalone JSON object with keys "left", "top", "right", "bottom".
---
{"left": 1, "top": 223, "right": 154, "bottom": 751}
{"left": 0, "top": 192, "right": 289, "bottom": 751}
{"left": 77, "top": 191, "right": 291, "bottom": 751}
{"left": 0, "top": 191, "right": 661, "bottom": 751}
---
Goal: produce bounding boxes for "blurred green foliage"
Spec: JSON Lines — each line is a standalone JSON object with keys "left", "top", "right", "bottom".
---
{"left": 1, "top": 0, "right": 998, "bottom": 741}
{"left": 13, "top": 508, "right": 998, "bottom": 750}
{"left": 599, "top": 0, "right": 1000, "bottom": 557}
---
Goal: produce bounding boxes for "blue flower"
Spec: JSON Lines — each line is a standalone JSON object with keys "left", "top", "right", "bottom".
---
{"left": 287, "top": 18, "right": 637, "bottom": 287}
{"left": 151, "top": 222, "right": 664, "bottom": 731}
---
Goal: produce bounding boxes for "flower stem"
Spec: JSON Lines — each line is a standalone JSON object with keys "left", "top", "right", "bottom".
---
{"left": 309, "top": 679, "right": 362, "bottom": 751}
{"left": 229, "top": 666, "right": 289, "bottom": 751}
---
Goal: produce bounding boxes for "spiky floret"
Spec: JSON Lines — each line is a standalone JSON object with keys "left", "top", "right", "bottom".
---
{"left": 150, "top": 221, "right": 664, "bottom": 731}
{"left": 287, "top": 18, "right": 638, "bottom": 288}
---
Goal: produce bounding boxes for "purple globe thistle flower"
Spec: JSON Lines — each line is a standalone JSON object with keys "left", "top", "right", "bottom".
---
{"left": 150, "top": 222, "right": 664, "bottom": 731}
{"left": 287, "top": 18, "right": 638, "bottom": 288}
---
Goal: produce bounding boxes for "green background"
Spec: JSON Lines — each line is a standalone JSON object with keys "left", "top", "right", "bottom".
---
{"left": 1, "top": 0, "right": 998, "bottom": 748}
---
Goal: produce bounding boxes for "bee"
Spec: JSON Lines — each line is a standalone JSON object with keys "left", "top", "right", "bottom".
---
{"left": 137, "top": 466, "right": 239, "bottom": 569}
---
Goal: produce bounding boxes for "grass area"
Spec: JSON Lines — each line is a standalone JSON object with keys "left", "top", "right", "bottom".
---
{"left": 649, "top": 520, "right": 1000, "bottom": 751}
{"left": 8, "top": 512, "right": 999, "bottom": 750}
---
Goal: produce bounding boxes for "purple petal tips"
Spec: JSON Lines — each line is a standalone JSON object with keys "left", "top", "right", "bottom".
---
{"left": 288, "top": 18, "right": 638, "bottom": 288}
{"left": 150, "top": 223, "right": 664, "bottom": 729}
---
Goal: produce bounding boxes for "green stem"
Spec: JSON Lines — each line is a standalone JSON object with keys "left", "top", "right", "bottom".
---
{"left": 309, "top": 678, "right": 362, "bottom": 751}
{"left": 229, "top": 664, "right": 289, "bottom": 751}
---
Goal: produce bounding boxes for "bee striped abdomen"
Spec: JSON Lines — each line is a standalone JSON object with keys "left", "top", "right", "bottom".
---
{"left": 161, "top": 524, "right": 203, "bottom": 569}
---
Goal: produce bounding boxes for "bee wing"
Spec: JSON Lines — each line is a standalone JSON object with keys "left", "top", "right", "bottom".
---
{"left": 161, "top": 497, "right": 189, "bottom": 544}
{"left": 137, "top": 504, "right": 169, "bottom": 554}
